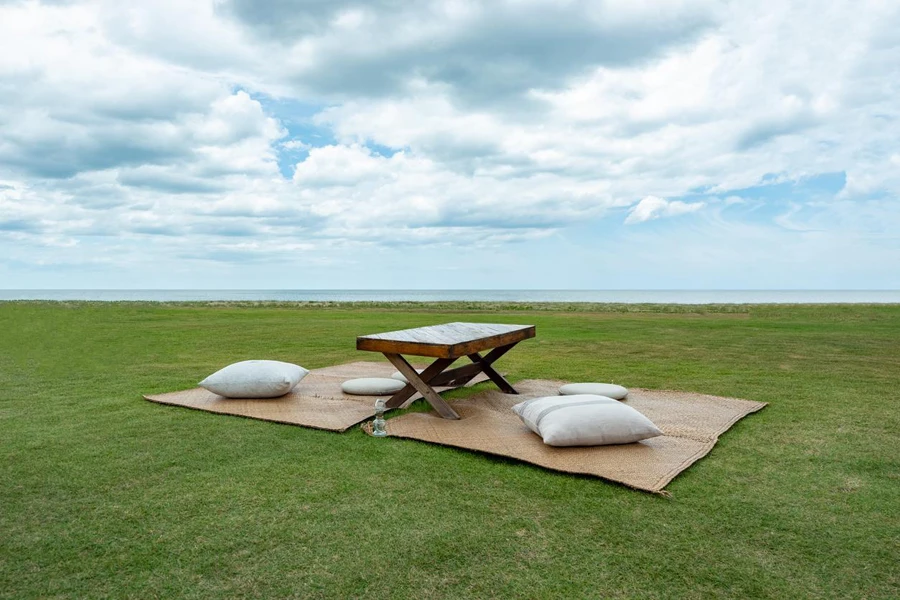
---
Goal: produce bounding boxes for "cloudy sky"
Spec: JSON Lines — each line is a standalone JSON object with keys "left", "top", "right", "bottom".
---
{"left": 1, "top": 0, "right": 898, "bottom": 290}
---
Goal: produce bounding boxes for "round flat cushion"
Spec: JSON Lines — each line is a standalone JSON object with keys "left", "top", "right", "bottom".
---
{"left": 558, "top": 382, "right": 628, "bottom": 400}
{"left": 341, "top": 377, "right": 406, "bottom": 396}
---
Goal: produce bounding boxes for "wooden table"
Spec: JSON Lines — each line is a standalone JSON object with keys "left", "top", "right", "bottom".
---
{"left": 357, "top": 322, "right": 536, "bottom": 419}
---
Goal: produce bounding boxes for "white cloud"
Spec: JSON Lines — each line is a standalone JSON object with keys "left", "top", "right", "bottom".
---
{"left": 625, "top": 196, "right": 705, "bottom": 224}
{"left": 1, "top": 0, "right": 899, "bottom": 288}
{"left": 289, "top": 144, "right": 603, "bottom": 239}
{"left": 281, "top": 140, "right": 310, "bottom": 151}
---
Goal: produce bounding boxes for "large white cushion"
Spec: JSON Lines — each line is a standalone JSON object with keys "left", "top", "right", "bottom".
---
{"left": 559, "top": 382, "right": 628, "bottom": 400}
{"left": 199, "top": 360, "right": 308, "bottom": 398}
{"left": 512, "top": 394, "right": 662, "bottom": 447}
{"left": 341, "top": 377, "right": 405, "bottom": 396}
{"left": 391, "top": 369, "right": 423, "bottom": 383}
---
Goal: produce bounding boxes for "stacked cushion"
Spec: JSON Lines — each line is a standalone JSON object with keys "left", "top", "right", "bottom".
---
{"left": 512, "top": 394, "right": 661, "bottom": 447}
{"left": 558, "top": 382, "right": 628, "bottom": 400}
{"left": 199, "top": 360, "right": 308, "bottom": 398}
{"left": 341, "top": 377, "right": 406, "bottom": 396}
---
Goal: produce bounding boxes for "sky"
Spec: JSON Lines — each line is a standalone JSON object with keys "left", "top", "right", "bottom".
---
{"left": 0, "top": 0, "right": 898, "bottom": 290}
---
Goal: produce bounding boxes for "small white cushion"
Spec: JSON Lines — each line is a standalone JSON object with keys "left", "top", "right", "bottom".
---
{"left": 512, "top": 394, "right": 662, "bottom": 447}
{"left": 199, "top": 360, "right": 308, "bottom": 398}
{"left": 341, "top": 377, "right": 405, "bottom": 396}
{"left": 391, "top": 369, "right": 423, "bottom": 383}
{"left": 559, "top": 382, "right": 628, "bottom": 400}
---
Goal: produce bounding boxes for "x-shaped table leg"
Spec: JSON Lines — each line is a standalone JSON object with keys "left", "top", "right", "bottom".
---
{"left": 383, "top": 354, "right": 459, "bottom": 419}
{"left": 466, "top": 343, "right": 518, "bottom": 394}
{"left": 431, "top": 343, "right": 518, "bottom": 392}
{"left": 381, "top": 342, "right": 522, "bottom": 420}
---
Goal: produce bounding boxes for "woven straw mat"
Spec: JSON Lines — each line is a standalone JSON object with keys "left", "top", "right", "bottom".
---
{"left": 363, "top": 379, "right": 766, "bottom": 494}
{"left": 143, "top": 361, "right": 489, "bottom": 433}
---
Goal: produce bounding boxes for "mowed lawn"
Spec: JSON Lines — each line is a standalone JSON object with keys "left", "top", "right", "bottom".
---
{"left": 1, "top": 302, "right": 898, "bottom": 599}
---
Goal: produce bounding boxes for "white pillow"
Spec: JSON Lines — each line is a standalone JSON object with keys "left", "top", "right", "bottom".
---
{"left": 341, "top": 377, "right": 405, "bottom": 396}
{"left": 559, "top": 382, "right": 628, "bottom": 400}
{"left": 512, "top": 394, "right": 662, "bottom": 447}
{"left": 199, "top": 360, "right": 308, "bottom": 398}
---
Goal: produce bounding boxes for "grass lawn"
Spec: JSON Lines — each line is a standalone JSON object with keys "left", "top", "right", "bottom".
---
{"left": 1, "top": 301, "right": 898, "bottom": 599}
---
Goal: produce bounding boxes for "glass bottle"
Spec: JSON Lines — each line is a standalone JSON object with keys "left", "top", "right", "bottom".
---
{"left": 372, "top": 398, "right": 387, "bottom": 437}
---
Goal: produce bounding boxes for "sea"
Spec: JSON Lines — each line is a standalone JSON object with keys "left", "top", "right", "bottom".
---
{"left": 1, "top": 290, "right": 899, "bottom": 304}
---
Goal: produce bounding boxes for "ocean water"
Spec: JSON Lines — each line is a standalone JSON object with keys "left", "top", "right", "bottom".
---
{"left": 1, "top": 289, "right": 899, "bottom": 303}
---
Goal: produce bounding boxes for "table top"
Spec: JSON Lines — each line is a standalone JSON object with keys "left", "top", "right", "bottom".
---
{"left": 357, "top": 322, "right": 536, "bottom": 359}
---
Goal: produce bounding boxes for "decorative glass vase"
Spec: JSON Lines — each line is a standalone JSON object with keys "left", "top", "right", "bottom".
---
{"left": 372, "top": 398, "right": 387, "bottom": 437}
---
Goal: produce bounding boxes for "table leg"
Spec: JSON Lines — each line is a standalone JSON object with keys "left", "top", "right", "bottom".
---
{"left": 428, "top": 362, "right": 483, "bottom": 387}
{"left": 467, "top": 343, "right": 519, "bottom": 394}
{"left": 383, "top": 354, "right": 460, "bottom": 419}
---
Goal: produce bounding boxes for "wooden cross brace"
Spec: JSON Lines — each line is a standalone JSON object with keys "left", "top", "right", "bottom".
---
{"left": 383, "top": 343, "right": 520, "bottom": 419}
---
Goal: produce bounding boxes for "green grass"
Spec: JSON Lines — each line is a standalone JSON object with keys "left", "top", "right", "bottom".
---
{"left": 1, "top": 301, "right": 898, "bottom": 599}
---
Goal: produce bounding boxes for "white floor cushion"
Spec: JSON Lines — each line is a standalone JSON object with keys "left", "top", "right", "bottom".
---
{"left": 559, "top": 382, "right": 629, "bottom": 400}
{"left": 391, "top": 369, "right": 423, "bottom": 383}
{"left": 341, "top": 377, "right": 406, "bottom": 396}
{"left": 199, "top": 360, "right": 308, "bottom": 398}
{"left": 512, "top": 394, "right": 662, "bottom": 447}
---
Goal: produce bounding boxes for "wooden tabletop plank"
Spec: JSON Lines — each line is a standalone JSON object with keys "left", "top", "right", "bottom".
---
{"left": 357, "top": 322, "right": 536, "bottom": 358}
{"left": 361, "top": 322, "right": 526, "bottom": 344}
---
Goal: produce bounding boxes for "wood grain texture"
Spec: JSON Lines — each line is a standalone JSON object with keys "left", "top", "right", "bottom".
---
{"left": 468, "top": 345, "right": 518, "bottom": 394}
{"left": 383, "top": 356, "right": 454, "bottom": 409}
{"left": 427, "top": 362, "right": 484, "bottom": 387}
{"left": 384, "top": 353, "right": 460, "bottom": 419}
{"left": 357, "top": 322, "right": 535, "bottom": 358}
